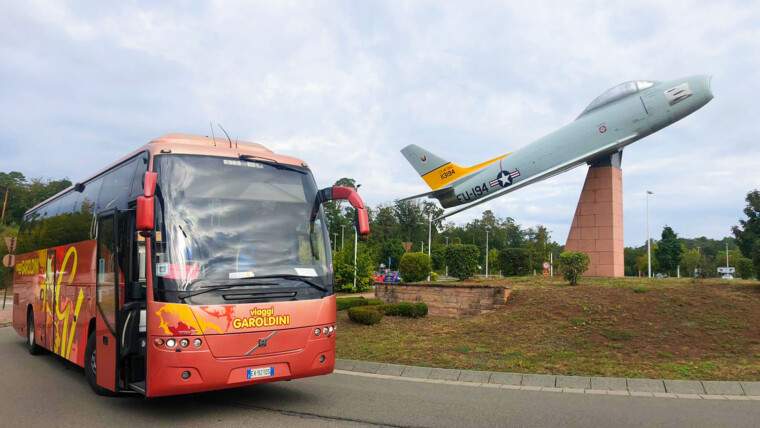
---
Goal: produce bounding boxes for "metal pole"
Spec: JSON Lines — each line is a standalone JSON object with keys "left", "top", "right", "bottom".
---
{"left": 333, "top": 233, "right": 338, "bottom": 251}
{"left": 341, "top": 225, "right": 345, "bottom": 251}
{"left": 646, "top": 191, "right": 653, "bottom": 278}
{"left": 353, "top": 226, "right": 358, "bottom": 290}
{"left": 726, "top": 240, "right": 729, "bottom": 268}
{"left": 485, "top": 229, "right": 489, "bottom": 278}
{"left": 421, "top": 241, "right": 424, "bottom": 254}
{"left": 550, "top": 252, "right": 553, "bottom": 277}
{"left": 427, "top": 213, "right": 432, "bottom": 281}
{"left": 2, "top": 286, "right": 6, "bottom": 310}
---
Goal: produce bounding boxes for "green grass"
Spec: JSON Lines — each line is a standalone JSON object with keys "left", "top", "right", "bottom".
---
{"left": 337, "top": 276, "right": 760, "bottom": 380}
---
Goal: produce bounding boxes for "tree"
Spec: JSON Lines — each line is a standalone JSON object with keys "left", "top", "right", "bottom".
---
{"left": 378, "top": 239, "right": 405, "bottom": 270}
{"left": 558, "top": 251, "right": 590, "bottom": 285}
{"left": 332, "top": 242, "right": 374, "bottom": 292}
{"left": 445, "top": 244, "right": 480, "bottom": 280}
{"left": 732, "top": 190, "right": 760, "bottom": 261}
{"left": 655, "top": 226, "right": 683, "bottom": 276}
{"left": 680, "top": 248, "right": 704, "bottom": 278}
{"left": 736, "top": 257, "right": 754, "bottom": 280}
{"left": 499, "top": 248, "right": 530, "bottom": 276}
{"left": 399, "top": 252, "right": 432, "bottom": 282}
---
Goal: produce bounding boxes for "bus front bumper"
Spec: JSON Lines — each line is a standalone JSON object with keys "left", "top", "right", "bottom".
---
{"left": 146, "top": 329, "right": 335, "bottom": 397}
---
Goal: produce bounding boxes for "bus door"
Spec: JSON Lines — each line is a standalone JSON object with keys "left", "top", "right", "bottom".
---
{"left": 42, "top": 249, "right": 57, "bottom": 350}
{"left": 95, "top": 210, "right": 120, "bottom": 392}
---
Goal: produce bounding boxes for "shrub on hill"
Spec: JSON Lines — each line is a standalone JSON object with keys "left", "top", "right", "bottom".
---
{"left": 399, "top": 252, "right": 432, "bottom": 282}
{"left": 445, "top": 244, "right": 480, "bottom": 280}
{"left": 347, "top": 305, "right": 384, "bottom": 325}
{"left": 558, "top": 251, "right": 590, "bottom": 285}
{"left": 499, "top": 248, "right": 530, "bottom": 276}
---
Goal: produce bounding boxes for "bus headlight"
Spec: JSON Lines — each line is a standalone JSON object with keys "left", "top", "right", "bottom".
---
{"left": 166, "top": 338, "right": 176, "bottom": 348}
{"left": 179, "top": 338, "right": 189, "bottom": 348}
{"left": 314, "top": 328, "right": 321, "bottom": 336}
{"left": 328, "top": 326, "right": 335, "bottom": 335}
{"left": 193, "top": 338, "right": 202, "bottom": 348}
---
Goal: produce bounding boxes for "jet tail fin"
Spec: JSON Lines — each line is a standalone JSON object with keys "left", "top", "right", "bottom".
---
{"left": 401, "top": 144, "right": 510, "bottom": 191}
{"left": 400, "top": 144, "right": 465, "bottom": 191}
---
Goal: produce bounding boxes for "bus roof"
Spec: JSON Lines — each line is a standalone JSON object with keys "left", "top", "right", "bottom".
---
{"left": 25, "top": 133, "right": 309, "bottom": 215}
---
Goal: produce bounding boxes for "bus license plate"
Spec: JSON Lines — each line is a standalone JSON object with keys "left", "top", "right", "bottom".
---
{"left": 246, "top": 367, "right": 274, "bottom": 380}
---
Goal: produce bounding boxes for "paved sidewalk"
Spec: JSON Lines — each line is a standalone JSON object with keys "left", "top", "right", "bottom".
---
{"left": 336, "top": 359, "right": 760, "bottom": 400}
{"left": 0, "top": 297, "right": 12, "bottom": 327}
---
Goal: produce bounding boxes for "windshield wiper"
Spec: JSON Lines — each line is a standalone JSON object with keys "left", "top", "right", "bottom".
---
{"left": 176, "top": 282, "right": 278, "bottom": 301}
{"left": 252, "top": 274, "right": 328, "bottom": 293}
{"left": 239, "top": 154, "right": 306, "bottom": 174}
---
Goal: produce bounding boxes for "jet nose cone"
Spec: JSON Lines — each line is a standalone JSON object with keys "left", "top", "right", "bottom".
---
{"left": 701, "top": 74, "right": 714, "bottom": 102}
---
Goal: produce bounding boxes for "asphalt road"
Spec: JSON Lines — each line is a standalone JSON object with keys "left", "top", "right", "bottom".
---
{"left": 1, "top": 327, "right": 759, "bottom": 428}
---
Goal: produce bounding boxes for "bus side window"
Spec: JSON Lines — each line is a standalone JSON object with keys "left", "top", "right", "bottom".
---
{"left": 98, "top": 159, "right": 137, "bottom": 211}
{"left": 130, "top": 152, "right": 149, "bottom": 199}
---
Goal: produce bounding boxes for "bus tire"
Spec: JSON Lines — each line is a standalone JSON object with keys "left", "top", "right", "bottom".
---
{"left": 26, "top": 310, "right": 43, "bottom": 355}
{"left": 85, "top": 331, "right": 117, "bottom": 396}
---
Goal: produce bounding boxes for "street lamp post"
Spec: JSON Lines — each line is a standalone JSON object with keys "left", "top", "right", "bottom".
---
{"left": 427, "top": 213, "right": 432, "bottom": 281}
{"left": 445, "top": 236, "right": 449, "bottom": 277}
{"left": 353, "top": 225, "right": 358, "bottom": 290}
{"left": 333, "top": 233, "right": 338, "bottom": 251}
{"left": 485, "top": 226, "right": 491, "bottom": 278}
{"left": 341, "top": 225, "right": 345, "bottom": 251}
{"left": 646, "top": 190, "right": 654, "bottom": 278}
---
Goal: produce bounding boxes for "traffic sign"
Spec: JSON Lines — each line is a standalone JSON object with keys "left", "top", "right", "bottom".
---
{"left": 2, "top": 254, "right": 14, "bottom": 268}
{"left": 4, "top": 236, "right": 16, "bottom": 253}
{"left": 717, "top": 267, "right": 735, "bottom": 274}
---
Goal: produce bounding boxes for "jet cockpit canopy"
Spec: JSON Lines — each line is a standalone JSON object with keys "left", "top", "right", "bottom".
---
{"left": 577, "top": 80, "right": 656, "bottom": 119}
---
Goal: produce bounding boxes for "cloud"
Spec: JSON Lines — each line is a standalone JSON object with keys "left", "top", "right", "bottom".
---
{"left": 1, "top": 1, "right": 758, "bottom": 246}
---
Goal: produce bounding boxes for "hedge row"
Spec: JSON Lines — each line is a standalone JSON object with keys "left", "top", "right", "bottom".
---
{"left": 336, "top": 296, "right": 383, "bottom": 311}
{"left": 345, "top": 301, "right": 429, "bottom": 325}
{"left": 381, "top": 302, "right": 428, "bottom": 318}
{"left": 347, "top": 305, "right": 384, "bottom": 325}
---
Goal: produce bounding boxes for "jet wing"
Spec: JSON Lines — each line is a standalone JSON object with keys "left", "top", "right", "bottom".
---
{"left": 398, "top": 186, "right": 454, "bottom": 202}
{"left": 437, "top": 133, "right": 638, "bottom": 220}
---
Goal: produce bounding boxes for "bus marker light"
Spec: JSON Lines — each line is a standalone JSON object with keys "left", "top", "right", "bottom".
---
{"left": 180, "top": 339, "right": 189, "bottom": 348}
{"left": 154, "top": 338, "right": 164, "bottom": 346}
{"left": 166, "top": 338, "right": 176, "bottom": 348}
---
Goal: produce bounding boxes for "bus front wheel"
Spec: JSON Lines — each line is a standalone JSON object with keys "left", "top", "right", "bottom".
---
{"left": 26, "top": 311, "right": 42, "bottom": 355}
{"left": 84, "top": 332, "right": 117, "bottom": 396}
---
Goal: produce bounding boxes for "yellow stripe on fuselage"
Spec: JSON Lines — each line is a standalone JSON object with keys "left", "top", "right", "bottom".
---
{"left": 421, "top": 153, "right": 511, "bottom": 190}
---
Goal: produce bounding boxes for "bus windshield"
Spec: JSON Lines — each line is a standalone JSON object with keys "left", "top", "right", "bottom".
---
{"left": 153, "top": 154, "right": 331, "bottom": 303}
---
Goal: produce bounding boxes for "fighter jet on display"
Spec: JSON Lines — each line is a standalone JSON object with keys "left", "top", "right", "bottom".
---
{"left": 400, "top": 75, "right": 714, "bottom": 219}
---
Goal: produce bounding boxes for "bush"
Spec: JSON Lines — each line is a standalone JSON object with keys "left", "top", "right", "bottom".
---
{"left": 399, "top": 252, "right": 432, "bottom": 282}
{"left": 333, "top": 243, "right": 375, "bottom": 292}
{"left": 366, "top": 298, "right": 384, "bottom": 306}
{"left": 736, "top": 257, "right": 754, "bottom": 279}
{"left": 381, "top": 302, "right": 428, "bottom": 318}
{"left": 336, "top": 297, "right": 368, "bottom": 311}
{"left": 347, "top": 305, "right": 384, "bottom": 325}
{"left": 558, "top": 251, "right": 590, "bottom": 285}
{"left": 499, "top": 248, "right": 530, "bottom": 276}
{"left": 445, "top": 244, "right": 480, "bottom": 280}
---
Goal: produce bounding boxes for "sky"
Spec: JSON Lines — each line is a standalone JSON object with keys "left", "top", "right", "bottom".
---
{"left": 1, "top": 1, "right": 759, "bottom": 246}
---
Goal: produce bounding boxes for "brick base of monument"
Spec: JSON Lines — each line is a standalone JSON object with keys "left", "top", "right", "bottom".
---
{"left": 375, "top": 284, "right": 511, "bottom": 318}
{"left": 564, "top": 164, "right": 624, "bottom": 277}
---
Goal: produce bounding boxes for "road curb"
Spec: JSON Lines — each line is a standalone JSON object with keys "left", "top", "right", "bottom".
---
{"left": 335, "top": 359, "right": 760, "bottom": 400}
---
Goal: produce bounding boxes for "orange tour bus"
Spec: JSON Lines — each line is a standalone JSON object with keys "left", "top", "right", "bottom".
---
{"left": 8, "top": 133, "right": 370, "bottom": 397}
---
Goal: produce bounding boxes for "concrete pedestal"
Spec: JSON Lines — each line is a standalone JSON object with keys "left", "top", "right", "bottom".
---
{"left": 564, "top": 152, "right": 624, "bottom": 277}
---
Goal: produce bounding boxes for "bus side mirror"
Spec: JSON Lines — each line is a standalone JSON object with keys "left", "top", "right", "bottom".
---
{"left": 136, "top": 172, "right": 157, "bottom": 232}
{"left": 318, "top": 186, "right": 371, "bottom": 238}
{"left": 2, "top": 254, "right": 14, "bottom": 268}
